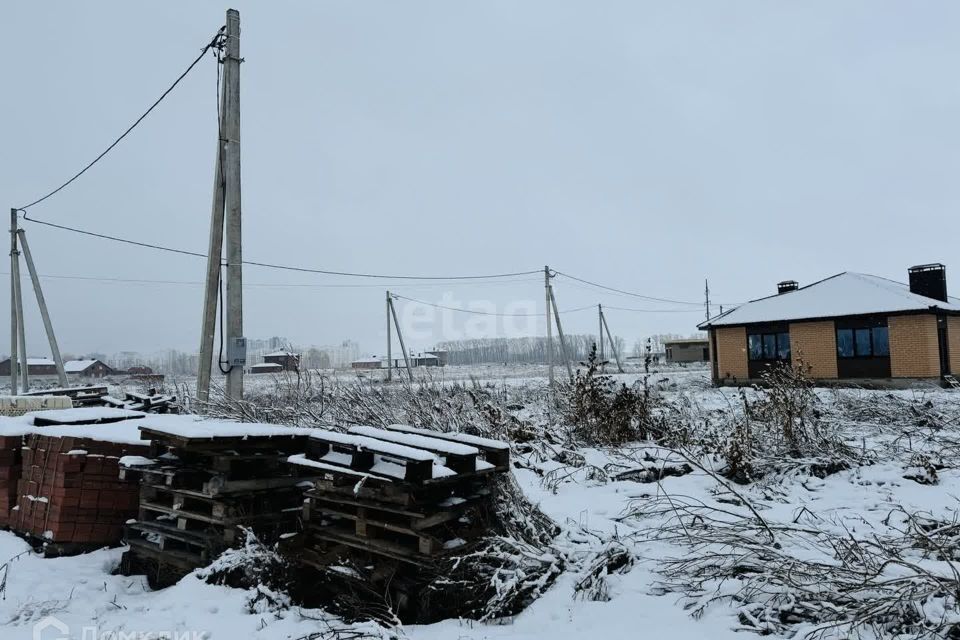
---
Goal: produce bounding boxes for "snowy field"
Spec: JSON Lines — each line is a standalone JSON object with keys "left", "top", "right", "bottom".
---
{"left": 1, "top": 363, "right": 958, "bottom": 639}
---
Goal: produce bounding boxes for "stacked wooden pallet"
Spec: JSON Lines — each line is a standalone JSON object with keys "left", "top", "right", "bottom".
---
{"left": 287, "top": 424, "right": 510, "bottom": 570}
{"left": 9, "top": 433, "right": 147, "bottom": 553}
{"left": 121, "top": 423, "right": 310, "bottom": 587}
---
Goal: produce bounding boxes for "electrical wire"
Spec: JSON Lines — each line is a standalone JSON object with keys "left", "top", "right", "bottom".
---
{"left": 390, "top": 293, "right": 594, "bottom": 317}
{"left": 554, "top": 270, "right": 741, "bottom": 307}
{"left": 0, "top": 270, "right": 540, "bottom": 289}
{"left": 600, "top": 304, "right": 702, "bottom": 314}
{"left": 21, "top": 215, "right": 209, "bottom": 258}
{"left": 16, "top": 29, "right": 226, "bottom": 212}
{"left": 20, "top": 214, "right": 542, "bottom": 280}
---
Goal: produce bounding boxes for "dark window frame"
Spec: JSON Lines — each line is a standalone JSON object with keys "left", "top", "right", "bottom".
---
{"left": 747, "top": 331, "right": 791, "bottom": 362}
{"left": 837, "top": 326, "right": 889, "bottom": 359}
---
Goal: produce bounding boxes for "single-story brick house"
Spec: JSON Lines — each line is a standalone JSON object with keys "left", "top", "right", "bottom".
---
{"left": 699, "top": 264, "right": 960, "bottom": 386}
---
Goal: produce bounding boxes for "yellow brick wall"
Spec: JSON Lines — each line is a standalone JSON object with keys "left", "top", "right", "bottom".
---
{"left": 949, "top": 317, "right": 960, "bottom": 375}
{"left": 889, "top": 314, "right": 940, "bottom": 378}
{"left": 714, "top": 326, "right": 748, "bottom": 381}
{"left": 788, "top": 321, "right": 838, "bottom": 379}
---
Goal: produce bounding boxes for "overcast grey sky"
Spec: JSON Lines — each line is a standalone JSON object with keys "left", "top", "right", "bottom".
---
{"left": 1, "top": 2, "right": 958, "bottom": 357}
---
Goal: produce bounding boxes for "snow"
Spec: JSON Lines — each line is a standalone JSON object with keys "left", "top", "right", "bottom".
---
{"left": 119, "top": 455, "right": 155, "bottom": 467}
{"left": 0, "top": 411, "right": 195, "bottom": 444}
{"left": 386, "top": 423, "right": 511, "bottom": 451}
{"left": 63, "top": 359, "right": 101, "bottom": 373}
{"left": 701, "top": 271, "right": 960, "bottom": 327}
{"left": 310, "top": 428, "right": 435, "bottom": 461}
{"left": 26, "top": 407, "right": 145, "bottom": 424}
{"left": 349, "top": 425, "right": 480, "bottom": 456}
{"left": 6, "top": 366, "right": 960, "bottom": 640}
{"left": 140, "top": 420, "right": 306, "bottom": 440}
{"left": 287, "top": 453, "right": 384, "bottom": 481}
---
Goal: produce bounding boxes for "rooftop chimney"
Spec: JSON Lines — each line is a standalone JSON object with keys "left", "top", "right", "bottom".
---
{"left": 908, "top": 264, "right": 947, "bottom": 302}
{"left": 777, "top": 280, "right": 798, "bottom": 295}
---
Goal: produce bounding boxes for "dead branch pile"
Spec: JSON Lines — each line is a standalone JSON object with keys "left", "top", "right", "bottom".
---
{"left": 625, "top": 492, "right": 960, "bottom": 639}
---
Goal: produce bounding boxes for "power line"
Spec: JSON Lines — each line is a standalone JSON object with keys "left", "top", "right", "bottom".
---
{"left": 554, "top": 270, "right": 741, "bottom": 307}
{"left": 391, "top": 293, "right": 594, "bottom": 317}
{"left": 22, "top": 215, "right": 209, "bottom": 258}
{"left": 601, "top": 304, "right": 702, "bottom": 314}
{"left": 17, "top": 29, "right": 227, "bottom": 212}
{"left": 0, "top": 270, "right": 540, "bottom": 289}
{"left": 20, "top": 214, "right": 541, "bottom": 280}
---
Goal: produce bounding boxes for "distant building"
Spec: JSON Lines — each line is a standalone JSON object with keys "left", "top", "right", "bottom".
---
{"left": 250, "top": 362, "right": 284, "bottom": 374}
{"left": 0, "top": 357, "right": 59, "bottom": 377}
{"left": 65, "top": 359, "right": 114, "bottom": 378}
{"left": 350, "top": 351, "right": 444, "bottom": 370}
{"left": 127, "top": 366, "right": 154, "bottom": 375}
{"left": 664, "top": 339, "right": 710, "bottom": 364}
{"left": 262, "top": 351, "right": 300, "bottom": 372}
{"left": 700, "top": 264, "right": 960, "bottom": 386}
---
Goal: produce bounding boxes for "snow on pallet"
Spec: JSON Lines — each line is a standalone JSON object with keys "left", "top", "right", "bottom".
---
{"left": 121, "top": 422, "right": 312, "bottom": 587}
{"left": 286, "top": 425, "right": 509, "bottom": 567}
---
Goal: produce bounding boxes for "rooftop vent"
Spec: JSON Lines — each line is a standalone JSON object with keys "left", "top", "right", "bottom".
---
{"left": 908, "top": 264, "right": 947, "bottom": 302}
{"left": 777, "top": 280, "right": 798, "bottom": 295}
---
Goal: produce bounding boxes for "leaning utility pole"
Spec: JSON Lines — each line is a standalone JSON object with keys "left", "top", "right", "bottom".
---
{"left": 600, "top": 306, "right": 625, "bottom": 373}
{"left": 545, "top": 265, "right": 554, "bottom": 387}
{"left": 387, "top": 294, "right": 414, "bottom": 382}
{"left": 17, "top": 230, "right": 67, "bottom": 386}
{"left": 9, "top": 210, "right": 18, "bottom": 394}
{"left": 198, "top": 10, "right": 243, "bottom": 402}
{"left": 548, "top": 284, "right": 574, "bottom": 382}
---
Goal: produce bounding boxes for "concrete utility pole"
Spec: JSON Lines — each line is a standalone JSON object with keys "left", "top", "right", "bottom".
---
{"left": 598, "top": 304, "right": 605, "bottom": 365}
{"left": 17, "top": 230, "right": 67, "bottom": 387}
{"left": 600, "top": 307, "right": 625, "bottom": 373}
{"left": 386, "top": 290, "right": 393, "bottom": 382}
{"left": 387, "top": 295, "right": 414, "bottom": 382}
{"left": 10, "top": 221, "right": 27, "bottom": 393}
{"left": 704, "top": 278, "right": 711, "bottom": 322}
{"left": 9, "top": 210, "right": 18, "bottom": 394}
{"left": 548, "top": 284, "right": 574, "bottom": 382}
{"left": 545, "top": 265, "right": 554, "bottom": 387}
{"left": 223, "top": 8, "right": 244, "bottom": 400}
{"left": 198, "top": 10, "right": 243, "bottom": 402}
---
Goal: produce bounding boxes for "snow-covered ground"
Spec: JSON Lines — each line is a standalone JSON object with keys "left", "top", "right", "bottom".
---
{"left": 1, "top": 364, "right": 957, "bottom": 639}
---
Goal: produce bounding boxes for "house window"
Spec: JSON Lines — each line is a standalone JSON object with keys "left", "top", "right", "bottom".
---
{"left": 747, "top": 332, "right": 790, "bottom": 361}
{"left": 837, "top": 326, "right": 889, "bottom": 358}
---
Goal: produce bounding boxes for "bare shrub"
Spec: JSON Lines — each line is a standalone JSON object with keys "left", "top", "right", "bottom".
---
{"left": 565, "top": 346, "right": 651, "bottom": 445}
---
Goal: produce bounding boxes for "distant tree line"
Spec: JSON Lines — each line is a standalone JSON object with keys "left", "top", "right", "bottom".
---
{"left": 435, "top": 335, "right": 626, "bottom": 366}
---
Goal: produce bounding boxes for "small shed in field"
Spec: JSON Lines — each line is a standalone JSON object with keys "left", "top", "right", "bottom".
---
{"left": 262, "top": 351, "right": 300, "bottom": 372}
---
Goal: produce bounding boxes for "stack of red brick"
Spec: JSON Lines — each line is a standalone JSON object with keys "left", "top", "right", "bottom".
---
{"left": 0, "top": 434, "right": 23, "bottom": 527}
{"left": 10, "top": 434, "right": 147, "bottom": 545}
